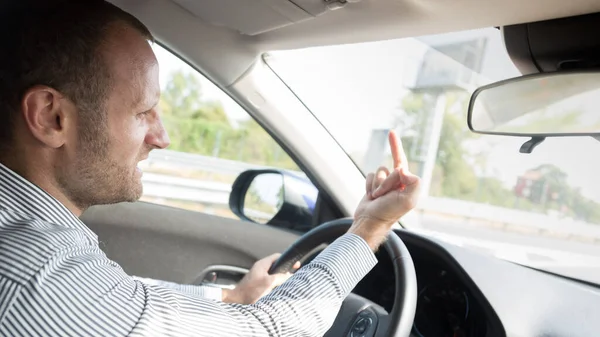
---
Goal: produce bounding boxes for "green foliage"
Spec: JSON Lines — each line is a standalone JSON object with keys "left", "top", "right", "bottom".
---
{"left": 572, "top": 193, "right": 600, "bottom": 223}
{"left": 398, "top": 90, "right": 600, "bottom": 224}
{"left": 398, "top": 91, "right": 479, "bottom": 199}
{"left": 159, "top": 69, "right": 298, "bottom": 170}
{"left": 525, "top": 165, "right": 600, "bottom": 223}
{"left": 436, "top": 94, "right": 478, "bottom": 198}
{"left": 244, "top": 185, "right": 277, "bottom": 215}
{"left": 160, "top": 71, "right": 204, "bottom": 118}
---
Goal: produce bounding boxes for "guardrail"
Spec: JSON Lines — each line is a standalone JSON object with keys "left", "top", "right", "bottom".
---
{"left": 147, "top": 149, "right": 287, "bottom": 175}
{"left": 142, "top": 172, "right": 231, "bottom": 205}
{"left": 142, "top": 150, "right": 600, "bottom": 243}
{"left": 417, "top": 197, "right": 600, "bottom": 242}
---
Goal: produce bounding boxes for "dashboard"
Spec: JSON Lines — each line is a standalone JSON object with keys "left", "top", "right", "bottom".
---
{"left": 304, "top": 227, "right": 600, "bottom": 337}
{"left": 353, "top": 241, "right": 491, "bottom": 337}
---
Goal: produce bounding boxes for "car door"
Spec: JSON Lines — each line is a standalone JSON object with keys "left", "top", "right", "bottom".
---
{"left": 80, "top": 44, "right": 339, "bottom": 287}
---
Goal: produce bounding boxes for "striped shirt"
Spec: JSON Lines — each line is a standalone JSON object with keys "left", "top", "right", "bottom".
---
{"left": 0, "top": 163, "right": 378, "bottom": 336}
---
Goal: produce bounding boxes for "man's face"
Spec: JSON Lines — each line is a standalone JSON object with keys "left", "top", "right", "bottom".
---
{"left": 58, "top": 24, "right": 169, "bottom": 209}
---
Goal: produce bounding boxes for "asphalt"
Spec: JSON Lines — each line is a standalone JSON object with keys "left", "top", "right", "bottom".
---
{"left": 416, "top": 214, "right": 600, "bottom": 284}
{"left": 419, "top": 214, "right": 600, "bottom": 256}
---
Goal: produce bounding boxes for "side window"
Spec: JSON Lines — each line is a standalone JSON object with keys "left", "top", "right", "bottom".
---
{"left": 140, "top": 44, "right": 315, "bottom": 226}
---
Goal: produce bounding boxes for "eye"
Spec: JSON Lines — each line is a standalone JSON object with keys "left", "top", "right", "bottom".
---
{"left": 137, "top": 110, "right": 151, "bottom": 117}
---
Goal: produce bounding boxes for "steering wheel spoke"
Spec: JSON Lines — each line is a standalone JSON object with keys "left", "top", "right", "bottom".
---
{"left": 347, "top": 307, "right": 381, "bottom": 337}
{"left": 270, "top": 218, "right": 418, "bottom": 337}
{"left": 323, "top": 293, "right": 380, "bottom": 337}
{"left": 374, "top": 312, "right": 393, "bottom": 337}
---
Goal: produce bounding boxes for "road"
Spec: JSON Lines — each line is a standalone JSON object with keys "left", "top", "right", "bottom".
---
{"left": 416, "top": 214, "right": 600, "bottom": 284}
{"left": 420, "top": 214, "right": 600, "bottom": 255}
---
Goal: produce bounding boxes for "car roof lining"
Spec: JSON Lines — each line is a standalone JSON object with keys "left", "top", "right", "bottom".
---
{"left": 111, "top": 0, "right": 600, "bottom": 88}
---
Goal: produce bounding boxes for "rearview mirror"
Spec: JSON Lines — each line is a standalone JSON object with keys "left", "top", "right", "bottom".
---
{"left": 468, "top": 71, "right": 600, "bottom": 138}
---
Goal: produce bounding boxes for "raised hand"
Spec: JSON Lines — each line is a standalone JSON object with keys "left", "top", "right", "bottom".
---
{"left": 350, "top": 130, "right": 421, "bottom": 250}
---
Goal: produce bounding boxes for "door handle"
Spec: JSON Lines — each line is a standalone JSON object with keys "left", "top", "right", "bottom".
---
{"left": 194, "top": 265, "right": 249, "bottom": 288}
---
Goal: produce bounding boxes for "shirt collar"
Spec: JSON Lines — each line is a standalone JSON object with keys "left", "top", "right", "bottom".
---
{"left": 0, "top": 163, "right": 98, "bottom": 244}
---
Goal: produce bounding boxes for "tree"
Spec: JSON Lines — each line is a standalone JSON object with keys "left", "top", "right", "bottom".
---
{"left": 523, "top": 165, "right": 600, "bottom": 224}
{"left": 393, "top": 90, "right": 526, "bottom": 209}
{"left": 435, "top": 92, "right": 478, "bottom": 198}
{"left": 161, "top": 70, "right": 205, "bottom": 118}
{"left": 395, "top": 91, "right": 479, "bottom": 199}
{"left": 192, "top": 100, "right": 229, "bottom": 124}
{"left": 475, "top": 177, "right": 531, "bottom": 208}
{"left": 235, "top": 119, "right": 298, "bottom": 169}
{"left": 158, "top": 69, "right": 298, "bottom": 170}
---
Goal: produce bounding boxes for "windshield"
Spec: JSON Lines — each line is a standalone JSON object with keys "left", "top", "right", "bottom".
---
{"left": 266, "top": 27, "right": 600, "bottom": 285}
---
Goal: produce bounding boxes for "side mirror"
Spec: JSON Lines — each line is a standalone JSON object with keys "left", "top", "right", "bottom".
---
{"left": 229, "top": 169, "right": 318, "bottom": 231}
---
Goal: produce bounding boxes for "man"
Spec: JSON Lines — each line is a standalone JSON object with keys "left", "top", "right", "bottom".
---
{"left": 0, "top": 1, "right": 421, "bottom": 336}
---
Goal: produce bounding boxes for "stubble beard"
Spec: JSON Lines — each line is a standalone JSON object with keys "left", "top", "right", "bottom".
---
{"left": 57, "top": 115, "right": 143, "bottom": 212}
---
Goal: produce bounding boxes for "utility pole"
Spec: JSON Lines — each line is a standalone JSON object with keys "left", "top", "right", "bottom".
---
{"left": 418, "top": 92, "right": 446, "bottom": 200}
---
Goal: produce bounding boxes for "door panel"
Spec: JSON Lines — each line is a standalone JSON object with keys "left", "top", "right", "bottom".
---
{"left": 81, "top": 201, "right": 299, "bottom": 284}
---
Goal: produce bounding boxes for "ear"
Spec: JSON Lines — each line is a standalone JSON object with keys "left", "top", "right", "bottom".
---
{"left": 20, "top": 85, "right": 74, "bottom": 148}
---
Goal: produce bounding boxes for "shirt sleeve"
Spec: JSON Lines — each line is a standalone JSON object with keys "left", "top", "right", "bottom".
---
{"left": 132, "top": 276, "right": 224, "bottom": 301}
{"left": 4, "top": 233, "right": 377, "bottom": 337}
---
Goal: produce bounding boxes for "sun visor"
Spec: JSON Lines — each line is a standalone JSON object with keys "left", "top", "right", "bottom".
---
{"left": 503, "top": 12, "right": 600, "bottom": 75}
{"left": 172, "top": 0, "right": 351, "bottom": 36}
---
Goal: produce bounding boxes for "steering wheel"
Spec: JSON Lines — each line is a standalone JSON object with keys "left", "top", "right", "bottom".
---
{"left": 268, "top": 218, "right": 418, "bottom": 337}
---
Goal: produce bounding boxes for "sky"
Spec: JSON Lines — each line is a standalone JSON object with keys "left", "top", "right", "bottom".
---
{"left": 150, "top": 28, "right": 600, "bottom": 203}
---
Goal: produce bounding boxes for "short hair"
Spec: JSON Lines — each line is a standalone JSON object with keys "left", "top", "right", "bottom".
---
{"left": 0, "top": 0, "right": 154, "bottom": 151}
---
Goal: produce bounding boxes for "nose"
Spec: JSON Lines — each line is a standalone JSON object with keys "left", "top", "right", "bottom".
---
{"left": 145, "top": 110, "right": 170, "bottom": 149}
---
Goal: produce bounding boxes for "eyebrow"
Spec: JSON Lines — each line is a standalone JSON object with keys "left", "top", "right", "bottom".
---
{"left": 134, "top": 91, "right": 161, "bottom": 112}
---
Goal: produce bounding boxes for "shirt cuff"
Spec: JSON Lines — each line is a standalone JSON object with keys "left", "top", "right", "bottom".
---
{"left": 309, "top": 233, "right": 378, "bottom": 294}
{"left": 133, "top": 276, "right": 224, "bottom": 301}
{"left": 197, "top": 284, "right": 224, "bottom": 301}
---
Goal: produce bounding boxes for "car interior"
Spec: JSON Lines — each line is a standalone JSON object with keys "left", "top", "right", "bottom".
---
{"left": 32, "top": 0, "right": 600, "bottom": 336}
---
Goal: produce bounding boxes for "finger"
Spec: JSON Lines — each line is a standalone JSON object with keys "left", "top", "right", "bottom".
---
{"left": 365, "top": 172, "right": 375, "bottom": 197}
{"left": 372, "top": 167, "right": 420, "bottom": 199}
{"left": 389, "top": 130, "right": 409, "bottom": 170}
{"left": 293, "top": 261, "right": 301, "bottom": 269}
{"left": 389, "top": 130, "right": 402, "bottom": 169}
{"left": 273, "top": 273, "right": 293, "bottom": 287}
{"left": 373, "top": 169, "right": 400, "bottom": 199}
{"left": 401, "top": 168, "right": 421, "bottom": 194}
{"left": 371, "top": 166, "right": 389, "bottom": 195}
{"left": 265, "top": 253, "right": 281, "bottom": 262}
{"left": 259, "top": 253, "right": 282, "bottom": 268}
